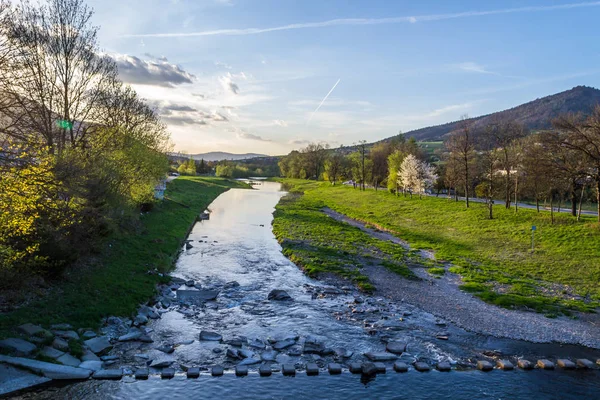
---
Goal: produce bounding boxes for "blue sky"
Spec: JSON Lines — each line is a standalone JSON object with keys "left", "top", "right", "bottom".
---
{"left": 86, "top": 0, "right": 600, "bottom": 155}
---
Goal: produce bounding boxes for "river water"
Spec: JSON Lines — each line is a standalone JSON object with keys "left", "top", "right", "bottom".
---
{"left": 17, "top": 180, "right": 600, "bottom": 399}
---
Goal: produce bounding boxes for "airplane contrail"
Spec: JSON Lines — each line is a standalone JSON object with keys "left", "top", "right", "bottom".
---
{"left": 307, "top": 78, "right": 341, "bottom": 125}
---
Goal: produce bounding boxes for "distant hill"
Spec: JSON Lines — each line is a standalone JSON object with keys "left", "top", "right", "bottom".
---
{"left": 382, "top": 86, "right": 600, "bottom": 142}
{"left": 169, "top": 152, "right": 268, "bottom": 162}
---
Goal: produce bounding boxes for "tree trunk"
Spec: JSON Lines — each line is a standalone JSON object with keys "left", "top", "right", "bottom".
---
{"left": 550, "top": 196, "right": 554, "bottom": 224}
{"left": 597, "top": 177, "right": 600, "bottom": 223}
{"left": 514, "top": 173, "right": 518, "bottom": 213}
{"left": 577, "top": 184, "right": 585, "bottom": 222}
{"left": 571, "top": 182, "right": 578, "bottom": 217}
{"left": 536, "top": 198, "right": 540, "bottom": 213}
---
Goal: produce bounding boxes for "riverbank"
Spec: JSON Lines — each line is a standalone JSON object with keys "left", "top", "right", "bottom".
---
{"left": 273, "top": 179, "right": 600, "bottom": 315}
{"left": 0, "top": 177, "right": 248, "bottom": 338}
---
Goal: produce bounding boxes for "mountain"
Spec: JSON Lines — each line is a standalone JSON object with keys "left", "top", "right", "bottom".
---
{"left": 170, "top": 152, "right": 269, "bottom": 162}
{"left": 383, "top": 86, "right": 600, "bottom": 142}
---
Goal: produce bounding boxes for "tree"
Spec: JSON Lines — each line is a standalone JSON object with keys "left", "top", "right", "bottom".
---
{"left": 387, "top": 150, "right": 406, "bottom": 195}
{"left": 325, "top": 149, "right": 344, "bottom": 185}
{"left": 349, "top": 150, "right": 371, "bottom": 190}
{"left": 355, "top": 140, "right": 369, "bottom": 190}
{"left": 370, "top": 142, "right": 392, "bottom": 190}
{"left": 445, "top": 115, "right": 475, "bottom": 207}
{"left": 302, "top": 142, "right": 329, "bottom": 180}
{"left": 553, "top": 106, "right": 600, "bottom": 222}
{"left": 399, "top": 155, "right": 437, "bottom": 198}
{"left": 444, "top": 155, "right": 461, "bottom": 201}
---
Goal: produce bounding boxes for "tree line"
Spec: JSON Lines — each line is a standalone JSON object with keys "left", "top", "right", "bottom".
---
{"left": 278, "top": 107, "right": 600, "bottom": 223}
{"left": 0, "top": 0, "right": 171, "bottom": 276}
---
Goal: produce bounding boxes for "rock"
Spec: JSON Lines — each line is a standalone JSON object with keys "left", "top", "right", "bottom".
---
{"left": 134, "top": 315, "right": 149, "bottom": 326}
{"left": 51, "top": 323, "right": 73, "bottom": 330}
{"left": 238, "top": 358, "right": 261, "bottom": 366}
{"left": 333, "top": 348, "right": 353, "bottom": 358}
{"left": 386, "top": 341, "right": 407, "bottom": 355}
{"left": 224, "top": 281, "right": 240, "bottom": 289}
{"left": 150, "top": 359, "right": 173, "bottom": 368}
{"left": 349, "top": 363, "right": 362, "bottom": 374}
{"left": 354, "top": 296, "right": 364, "bottom": 304}
{"left": 497, "top": 360, "right": 514, "bottom": 370}
{"left": 328, "top": 363, "right": 342, "bottom": 375}
{"left": 52, "top": 337, "right": 69, "bottom": 352}
{"left": 373, "top": 362, "right": 386, "bottom": 373}
{"left": 18, "top": 324, "right": 48, "bottom": 337}
{"left": 414, "top": 362, "right": 430, "bottom": 372}
{"left": 135, "top": 368, "right": 149, "bottom": 380}
{"left": 306, "top": 363, "right": 319, "bottom": 376}
{"left": 161, "top": 368, "right": 175, "bottom": 379}
{"left": 185, "top": 243, "right": 193, "bottom": 250}
{"left": 247, "top": 339, "right": 266, "bottom": 349}
{"left": 303, "top": 342, "right": 324, "bottom": 354}
{"left": 536, "top": 359, "right": 554, "bottom": 370}
{"left": 288, "top": 346, "right": 302, "bottom": 356}
{"left": 185, "top": 280, "right": 195, "bottom": 287}
{"left": 0, "top": 355, "right": 91, "bottom": 380}
{"left": 118, "top": 331, "right": 143, "bottom": 342}
{"left": 212, "top": 348, "right": 223, "bottom": 354}
{"left": 557, "top": 359, "right": 575, "bottom": 370}
{"left": 238, "top": 349, "right": 255, "bottom": 359}
{"left": 273, "top": 339, "right": 295, "bottom": 350}
{"left": 84, "top": 337, "right": 112, "bottom": 355}
{"left": 186, "top": 367, "right": 200, "bottom": 378}
{"left": 157, "top": 344, "right": 175, "bottom": 354}
{"left": 199, "top": 331, "right": 222, "bottom": 341}
{"left": 177, "top": 288, "right": 219, "bottom": 303}
{"left": 364, "top": 352, "right": 398, "bottom": 362}
{"left": 261, "top": 351, "right": 278, "bottom": 361}
{"left": 226, "top": 349, "right": 241, "bottom": 359}
{"left": 40, "top": 346, "right": 65, "bottom": 360}
{"left": 56, "top": 353, "right": 81, "bottom": 368}
{"left": 139, "top": 306, "right": 160, "bottom": 320}
{"left": 0, "top": 364, "right": 51, "bottom": 396}
{"left": 267, "top": 289, "right": 292, "bottom": 301}
{"left": 361, "top": 362, "right": 378, "bottom": 376}
{"left": 517, "top": 359, "right": 533, "bottom": 370}
{"left": 259, "top": 365, "right": 272, "bottom": 377}
{"left": 0, "top": 338, "right": 37, "bottom": 356}
{"left": 477, "top": 360, "right": 493, "bottom": 371}
{"left": 82, "top": 331, "right": 97, "bottom": 339}
{"left": 139, "top": 335, "right": 154, "bottom": 343}
{"left": 79, "top": 361, "right": 103, "bottom": 372}
{"left": 282, "top": 364, "right": 296, "bottom": 376}
{"left": 235, "top": 365, "right": 248, "bottom": 376}
{"left": 576, "top": 359, "right": 594, "bottom": 369}
{"left": 211, "top": 366, "right": 224, "bottom": 376}
{"left": 53, "top": 330, "right": 79, "bottom": 341}
{"left": 92, "top": 369, "right": 123, "bottom": 380}
{"left": 393, "top": 362, "right": 408, "bottom": 373}
{"left": 226, "top": 338, "right": 246, "bottom": 347}
{"left": 177, "top": 339, "right": 195, "bottom": 346}
{"left": 436, "top": 362, "right": 451, "bottom": 372}
{"left": 436, "top": 336, "right": 449, "bottom": 341}
{"left": 100, "top": 355, "right": 119, "bottom": 361}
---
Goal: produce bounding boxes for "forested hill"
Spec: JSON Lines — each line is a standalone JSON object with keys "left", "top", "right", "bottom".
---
{"left": 384, "top": 85, "right": 600, "bottom": 142}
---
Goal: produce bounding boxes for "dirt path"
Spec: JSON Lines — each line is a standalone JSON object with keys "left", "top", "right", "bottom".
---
{"left": 322, "top": 207, "right": 600, "bottom": 349}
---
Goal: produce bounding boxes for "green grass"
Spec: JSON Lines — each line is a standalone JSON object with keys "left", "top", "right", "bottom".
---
{"left": 272, "top": 184, "right": 415, "bottom": 293}
{"left": 0, "top": 176, "right": 247, "bottom": 338}
{"left": 275, "top": 179, "right": 600, "bottom": 315}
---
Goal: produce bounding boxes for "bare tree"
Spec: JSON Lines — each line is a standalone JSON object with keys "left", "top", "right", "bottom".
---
{"left": 445, "top": 115, "right": 475, "bottom": 207}
{"left": 356, "top": 140, "right": 368, "bottom": 190}
{"left": 370, "top": 142, "right": 392, "bottom": 190}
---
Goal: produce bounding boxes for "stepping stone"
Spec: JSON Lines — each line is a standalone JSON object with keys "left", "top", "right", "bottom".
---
{"left": 477, "top": 361, "right": 493, "bottom": 371}
{"left": 84, "top": 337, "right": 112, "bottom": 355}
{"left": 235, "top": 365, "right": 248, "bottom": 377}
{"left": 40, "top": 346, "right": 65, "bottom": 360}
{"left": 537, "top": 359, "right": 554, "bottom": 370}
{"left": 81, "top": 350, "right": 100, "bottom": 362}
{"left": 53, "top": 331, "right": 79, "bottom": 341}
{"left": 414, "top": 362, "right": 430, "bottom": 372}
{"left": 364, "top": 352, "right": 398, "bottom": 362}
{"left": 373, "top": 362, "right": 386, "bottom": 373}
{"left": 199, "top": 331, "right": 222, "bottom": 341}
{"left": 557, "top": 359, "right": 576, "bottom": 370}
{"left": 576, "top": 359, "right": 594, "bottom": 369}
{"left": 187, "top": 367, "right": 200, "bottom": 378}
{"left": 18, "top": 324, "right": 47, "bottom": 337}
{"left": 328, "top": 363, "right": 342, "bottom": 375}
{"left": 161, "top": 368, "right": 175, "bottom": 379}
{"left": 349, "top": 363, "right": 362, "bottom": 374}
{"left": 0, "top": 355, "right": 91, "bottom": 380}
{"left": 134, "top": 369, "right": 149, "bottom": 380}
{"left": 362, "top": 362, "right": 378, "bottom": 376}
{"left": 436, "top": 361, "right": 451, "bottom": 372}
{"left": 0, "top": 339, "right": 37, "bottom": 356}
{"left": 393, "top": 362, "right": 408, "bottom": 373}
{"left": 211, "top": 366, "right": 224, "bottom": 376}
{"left": 306, "top": 363, "right": 319, "bottom": 376}
{"left": 497, "top": 360, "right": 514, "bottom": 370}
{"left": 282, "top": 364, "right": 296, "bottom": 376}
{"left": 52, "top": 338, "right": 69, "bottom": 352}
{"left": 79, "top": 361, "right": 103, "bottom": 372}
{"left": 259, "top": 365, "right": 272, "bottom": 377}
{"left": 386, "top": 341, "right": 407, "bottom": 355}
{"left": 92, "top": 369, "right": 123, "bottom": 380}
{"left": 56, "top": 354, "right": 81, "bottom": 368}
{"left": 517, "top": 359, "right": 534, "bottom": 370}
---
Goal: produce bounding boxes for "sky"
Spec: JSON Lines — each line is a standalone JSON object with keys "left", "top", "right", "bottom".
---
{"left": 83, "top": 0, "right": 600, "bottom": 155}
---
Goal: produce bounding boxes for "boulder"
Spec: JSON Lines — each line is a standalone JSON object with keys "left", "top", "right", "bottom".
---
{"left": 52, "top": 337, "right": 69, "bottom": 352}
{"left": 261, "top": 351, "right": 278, "bottom": 361}
{"left": 199, "top": 331, "right": 222, "bottom": 341}
{"left": 0, "top": 364, "right": 51, "bottom": 396}
{"left": 576, "top": 359, "right": 594, "bottom": 369}
{"left": 303, "top": 342, "right": 325, "bottom": 354}
{"left": 414, "top": 362, "right": 430, "bottom": 372}
{"left": 288, "top": 346, "right": 302, "bottom": 356}
{"left": 0, "top": 355, "right": 91, "bottom": 380}
{"left": 349, "top": 363, "right": 362, "bottom": 374}
{"left": 497, "top": 360, "right": 514, "bottom": 370}
{"left": 361, "top": 362, "right": 378, "bottom": 376}
{"left": 79, "top": 361, "right": 103, "bottom": 372}
{"left": 238, "top": 357, "right": 261, "bottom": 366}
{"left": 328, "top": 363, "right": 342, "bottom": 375}
{"left": 273, "top": 339, "right": 295, "bottom": 350}
{"left": 0, "top": 338, "right": 37, "bottom": 356}
{"left": 557, "top": 359, "right": 576, "bottom": 370}
{"left": 536, "top": 359, "right": 554, "bottom": 370}
{"left": 18, "top": 324, "right": 48, "bottom": 337}
{"left": 177, "top": 288, "right": 219, "bottom": 303}
{"left": 157, "top": 344, "right": 175, "bottom": 354}
{"left": 267, "top": 290, "right": 292, "bottom": 301}
{"left": 50, "top": 323, "right": 73, "bottom": 330}
{"left": 393, "top": 362, "right": 408, "bottom": 373}
{"left": 84, "top": 337, "right": 112, "bottom": 355}
{"left": 81, "top": 350, "right": 100, "bottom": 362}
{"left": 386, "top": 341, "right": 407, "bottom": 355}
{"left": 92, "top": 369, "right": 123, "bottom": 380}
{"left": 41, "top": 346, "right": 65, "bottom": 360}
{"left": 150, "top": 359, "right": 173, "bottom": 369}
{"left": 56, "top": 353, "right": 81, "bottom": 368}
{"left": 238, "top": 349, "right": 255, "bottom": 359}
{"left": 517, "top": 359, "right": 533, "bottom": 370}
{"left": 226, "top": 349, "right": 241, "bottom": 359}
{"left": 364, "top": 352, "right": 398, "bottom": 362}
{"left": 436, "top": 361, "right": 451, "bottom": 372}
{"left": 82, "top": 331, "right": 97, "bottom": 339}
{"left": 53, "top": 331, "right": 79, "bottom": 341}
{"left": 247, "top": 339, "right": 266, "bottom": 349}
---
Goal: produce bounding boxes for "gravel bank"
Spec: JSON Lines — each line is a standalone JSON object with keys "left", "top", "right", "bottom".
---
{"left": 323, "top": 207, "right": 600, "bottom": 349}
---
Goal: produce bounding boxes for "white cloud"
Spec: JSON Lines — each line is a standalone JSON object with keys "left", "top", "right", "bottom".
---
{"left": 454, "top": 62, "right": 492, "bottom": 74}
{"left": 219, "top": 74, "right": 240, "bottom": 94}
{"left": 273, "top": 119, "right": 288, "bottom": 127}
{"left": 236, "top": 130, "right": 271, "bottom": 141}
{"left": 109, "top": 53, "right": 195, "bottom": 87}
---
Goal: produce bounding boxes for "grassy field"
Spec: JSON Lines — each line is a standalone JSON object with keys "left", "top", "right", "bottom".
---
{"left": 0, "top": 176, "right": 247, "bottom": 338}
{"left": 274, "top": 179, "right": 600, "bottom": 316}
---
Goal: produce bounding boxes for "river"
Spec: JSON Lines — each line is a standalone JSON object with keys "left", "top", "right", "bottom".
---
{"left": 15, "top": 180, "right": 600, "bottom": 399}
